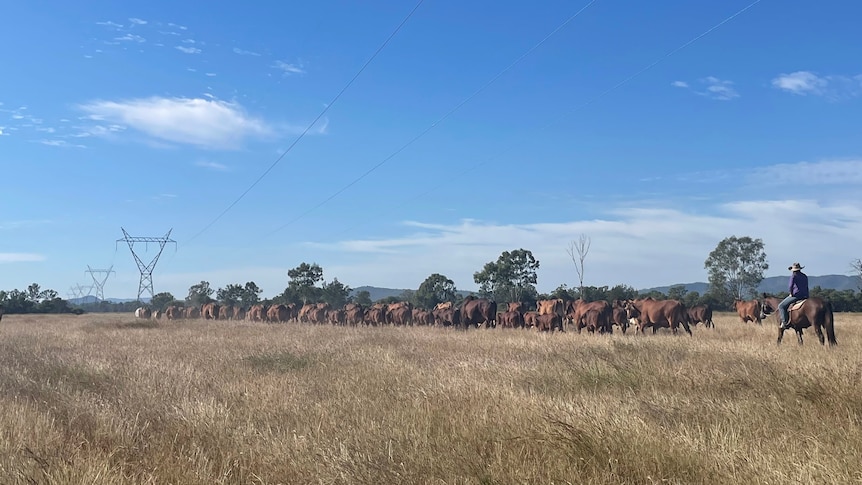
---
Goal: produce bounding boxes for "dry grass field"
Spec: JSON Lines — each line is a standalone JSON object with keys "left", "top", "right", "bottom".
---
{"left": 1, "top": 312, "right": 860, "bottom": 484}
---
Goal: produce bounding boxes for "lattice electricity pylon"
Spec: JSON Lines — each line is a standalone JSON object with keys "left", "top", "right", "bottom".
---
{"left": 85, "top": 265, "right": 115, "bottom": 301}
{"left": 117, "top": 228, "right": 176, "bottom": 303}
{"left": 74, "top": 283, "right": 93, "bottom": 299}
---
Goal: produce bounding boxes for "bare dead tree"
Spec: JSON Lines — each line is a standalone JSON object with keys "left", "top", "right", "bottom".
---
{"left": 566, "top": 234, "right": 591, "bottom": 298}
{"left": 852, "top": 258, "right": 862, "bottom": 291}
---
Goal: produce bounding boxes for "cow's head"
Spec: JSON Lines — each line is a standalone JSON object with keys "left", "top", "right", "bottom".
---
{"left": 623, "top": 301, "right": 640, "bottom": 320}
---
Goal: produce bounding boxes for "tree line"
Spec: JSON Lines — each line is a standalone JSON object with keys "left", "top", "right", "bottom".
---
{"left": 4, "top": 235, "right": 862, "bottom": 315}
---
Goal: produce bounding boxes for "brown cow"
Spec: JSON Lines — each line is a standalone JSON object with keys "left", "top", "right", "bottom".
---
{"left": 346, "top": 305, "right": 366, "bottom": 326}
{"left": 497, "top": 310, "right": 525, "bottom": 329}
{"left": 389, "top": 306, "right": 412, "bottom": 326}
{"left": 569, "top": 299, "right": 613, "bottom": 334}
{"left": 327, "top": 308, "right": 346, "bottom": 326}
{"left": 202, "top": 302, "right": 220, "bottom": 320}
{"left": 165, "top": 305, "right": 182, "bottom": 320}
{"left": 507, "top": 302, "right": 525, "bottom": 313}
{"left": 523, "top": 311, "right": 538, "bottom": 328}
{"left": 135, "top": 307, "right": 152, "bottom": 319}
{"left": 232, "top": 306, "right": 246, "bottom": 320}
{"left": 625, "top": 299, "right": 692, "bottom": 335}
{"left": 185, "top": 306, "right": 200, "bottom": 319}
{"left": 432, "top": 307, "right": 460, "bottom": 327}
{"left": 610, "top": 305, "right": 630, "bottom": 334}
{"left": 734, "top": 299, "right": 761, "bottom": 325}
{"left": 537, "top": 299, "right": 565, "bottom": 317}
{"left": 247, "top": 304, "right": 265, "bottom": 322}
{"left": 267, "top": 304, "right": 289, "bottom": 323}
{"left": 535, "top": 313, "right": 562, "bottom": 332}
{"left": 433, "top": 301, "right": 453, "bottom": 311}
{"left": 459, "top": 296, "right": 497, "bottom": 329}
{"left": 218, "top": 305, "right": 233, "bottom": 320}
{"left": 687, "top": 304, "right": 714, "bottom": 328}
{"left": 364, "top": 305, "right": 387, "bottom": 326}
{"left": 413, "top": 309, "right": 435, "bottom": 326}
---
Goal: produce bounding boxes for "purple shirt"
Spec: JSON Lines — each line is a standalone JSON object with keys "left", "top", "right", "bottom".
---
{"left": 789, "top": 271, "right": 809, "bottom": 298}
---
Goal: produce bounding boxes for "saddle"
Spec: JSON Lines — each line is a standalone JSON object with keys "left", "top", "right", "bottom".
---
{"left": 790, "top": 299, "right": 807, "bottom": 311}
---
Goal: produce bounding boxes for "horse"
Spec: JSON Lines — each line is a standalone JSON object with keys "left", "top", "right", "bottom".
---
{"left": 759, "top": 296, "right": 836, "bottom": 346}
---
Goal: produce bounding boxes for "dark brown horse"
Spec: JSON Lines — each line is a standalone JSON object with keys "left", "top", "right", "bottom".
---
{"left": 760, "top": 296, "right": 836, "bottom": 346}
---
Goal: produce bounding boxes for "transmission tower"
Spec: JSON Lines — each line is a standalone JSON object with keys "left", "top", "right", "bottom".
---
{"left": 117, "top": 228, "right": 176, "bottom": 302}
{"left": 74, "top": 283, "right": 93, "bottom": 299}
{"left": 85, "top": 265, "right": 115, "bottom": 301}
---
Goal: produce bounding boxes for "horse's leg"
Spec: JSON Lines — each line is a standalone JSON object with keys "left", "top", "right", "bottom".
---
{"left": 796, "top": 329, "right": 803, "bottom": 345}
{"left": 813, "top": 321, "right": 825, "bottom": 345}
{"left": 777, "top": 327, "right": 785, "bottom": 345}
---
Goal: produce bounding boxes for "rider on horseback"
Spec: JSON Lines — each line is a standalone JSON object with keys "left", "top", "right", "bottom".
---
{"left": 779, "top": 262, "right": 809, "bottom": 330}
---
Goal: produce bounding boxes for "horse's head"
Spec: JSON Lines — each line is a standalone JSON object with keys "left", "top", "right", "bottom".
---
{"left": 759, "top": 297, "right": 776, "bottom": 320}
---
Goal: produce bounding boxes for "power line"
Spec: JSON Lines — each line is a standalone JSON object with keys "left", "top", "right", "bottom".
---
{"left": 184, "top": 0, "right": 426, "bottom": 245}
{"left": 320, "top": 0, "right": 764, "bottom": 242}
{"left": 262, "top": 0, "right": 601, "bottom": 240}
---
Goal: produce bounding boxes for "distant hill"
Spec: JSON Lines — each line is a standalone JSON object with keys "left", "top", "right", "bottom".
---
{"left": 68, "top": 296, "right": 150, "bottom": 305}
{"left": 641, "top": 274, "right": 859, "bottom": 295}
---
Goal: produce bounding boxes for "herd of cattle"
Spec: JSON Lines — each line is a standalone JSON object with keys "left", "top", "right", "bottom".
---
{"left": 129, "top": 295, "right": 765, "bottom": 335}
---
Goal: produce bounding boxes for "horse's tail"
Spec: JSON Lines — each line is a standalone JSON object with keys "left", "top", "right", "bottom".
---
{"left": 824, "top": 299, "right": 837, "bottom": 346}
{"left": 823, "top": 300, "right": 838, "bottom": 345}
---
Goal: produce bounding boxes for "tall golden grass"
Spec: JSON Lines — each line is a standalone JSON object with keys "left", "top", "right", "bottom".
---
{"left": 1, "top": 312, "right": 860, "bottom": 484}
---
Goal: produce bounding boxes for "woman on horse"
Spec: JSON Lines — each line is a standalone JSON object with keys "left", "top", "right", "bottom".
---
{"left": 779, "top": 262, "right": 809, "bottom": 330}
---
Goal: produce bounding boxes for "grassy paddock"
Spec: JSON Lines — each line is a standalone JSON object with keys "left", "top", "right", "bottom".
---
{"left": 1, "top": 312, "right": 860, "bottom": 484}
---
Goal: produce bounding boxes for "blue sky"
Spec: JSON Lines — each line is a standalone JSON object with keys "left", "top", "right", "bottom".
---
{"left": 2, "top": 1, "right": 862, "bottom": 300}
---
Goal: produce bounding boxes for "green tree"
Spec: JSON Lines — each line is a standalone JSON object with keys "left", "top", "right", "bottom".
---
{"left": 242, "top": 282, "right": 263, "bottom": 307}
{"left": 705, "top": 236, "right": 769, "bottom": 303}
{"left": 27, "top": 283, "right": 42, "bottom": 303}
{"left": 549, "top": 284, "right": 575, "bottom": 302}
{"left": 321, "top": 278, "right": 351, "bottom": 307}
{"left": 354, "top": 290, "right": 372, "bottom": 307}
{"left": 607, "top": 284, "right": 638, "bottom": 302}
{"left": 186, "top": 281, "right": 215, "bottom": 307}
{"left": 473, "top": 249, "right": 540, "bottom": 303}
{"left": 151, "top": 292, "right": 175, "bottom": 311}
{"left": 287, "top": 263, "right": 324, "bottom": 304}
{"left": 217, "top": 284, "right": 244, "bottom": 306}
{"left": 414, "top": 273, "right": 457, "bottom": 310}
{"left": 667, "top": 285, "right": 688, "bottom": 301}
{"left": 376, "top": 296, "right": 402, "bottom": 305}
{"left": 682, "top": 291, "right": 701, "bottom": 308}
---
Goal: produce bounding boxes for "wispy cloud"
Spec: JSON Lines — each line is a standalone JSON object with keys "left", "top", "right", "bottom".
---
{"left": 128, "top": 17, "right": 148, "bottom": 25}
{"left": 77, "top": 96, "right": 272, "bottom": 149}
{"left": 0, "top": 253, "right": 46, "bottom": 263}
{"left": 233, "top": 47, "right": 261, "bottom": 56}
{"left": 305, "top": 195, "right": 862, "bottom": 292}
{"left": 115, "top": 33, "right": 146, "bottom": 43}
{"left": 673, "top": 76, "right": 739, "bottom": 100}
{"left": 195, "top": 160, "right": 229, "bottom": 171}
{"left": 96, "top": 21, "right": 123, "bottom": 29}
{"left": 37, "top": 139, "right": 86, "bottom": 148}
{"left": 0, "top": 219, "right": 52, "bottom": 230}
{"left": 205, "top": 72, "right": 216, "bottom": 77}
{"left": 272, "top": 60, "right": 306, "bottom": 75}
{"left": 771, "top": 71, "right": 862, "bottom": 100}
{"left": 750, "top": 159, "right": 862, "bottom": 186}
{"left": 168, "top": 22, "right": 188, "bottom": 30}
{"left": 175, "top": 46, "right": 201, "bottom": 54}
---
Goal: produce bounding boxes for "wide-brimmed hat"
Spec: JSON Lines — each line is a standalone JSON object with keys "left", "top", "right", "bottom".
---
{"left": 788, "top": 262, "right": 804, "bottom": 271}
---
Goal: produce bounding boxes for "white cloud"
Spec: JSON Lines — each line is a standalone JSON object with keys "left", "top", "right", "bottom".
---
{"left": 748, "top": 159, "right": 862, "bottom": 186}
{"left": 38, "top": 139, "right": 86, "bottom": 148}
{"left": 77, "top": 96, "right": 272, "bottom": 149}
{"left": 96, "top": 21, "right": 123, "bottom": 29}
{"left": 175, "top": 46, "right": 201, "bottom": 54}
{"left": 0, "top": 127, "right": 5, "bottom": 136}
{"left": 771, "top": 71, "right": 862, "bottom": 99}
{"left": 168, "top": 23, "right": 188, "bottom": 30}
{"left": 0, "top": 253, "right": 46, "bottom": 263}
{"left": 129, "top": 17, "right": 147, "bottom": 25}
{"left": 303, "top": 194, "right": 862, "bottom": 292}
{"left": 115, "top": 33, "right": 146, "bottom": 43}
{"left": 205, "top": 72, "right": 216, "bottom": 77}
{"left": 195, "top": 160, "right": 229, "bottom": 171}
{"left": 672, "top": 76, "right": 739, "bottom": 100}
{"left": 272, "top": 60, "right": 306, "bottom": 75}
{"left": 233, "top": 47, "right": 261, "bottom": 56}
